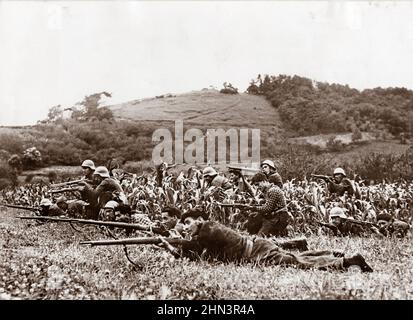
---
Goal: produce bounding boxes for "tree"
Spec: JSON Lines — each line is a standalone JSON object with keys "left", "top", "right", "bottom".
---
{"left": 71, "top": 91, "right": 114, "bottom": 122}
{"left": 220, "top": 82, "right": 238, "bottom": 95}
{"left": 8, "top": 154, "right": 23, "bottom": 175}
{"left": 22, "top": 147, "right": 42, "bottom": 170}
{"left": 45, "top": 105, "right": 63, "bottom": 123}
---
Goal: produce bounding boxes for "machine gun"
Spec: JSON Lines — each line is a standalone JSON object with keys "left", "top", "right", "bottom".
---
{"left": 18, "top": 216, "right": 170, "bottom": 236}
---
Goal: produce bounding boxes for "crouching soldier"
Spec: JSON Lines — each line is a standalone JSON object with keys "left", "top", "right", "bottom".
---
{"left": 376, "top": 213, "right": 410, "bottom": 238}
{"left": 203, "top": 167, "right": 232, "bottom": 190}
{"left": 100, "top": 200, "right": 131, "bottom": 222}
{"left": 39, "top": 198, "right": 65, "bottom": 217}
{"left": 55, "top": 196, "right": 88, "bottom": 218}
{"left": 159, "top": 209, "right": 373, "bottom": 273}
{"left": 244, "top": 172, "right": 291, "bottom": 237}
{"left": 261, "top": 160, "right": 283, "bottom": 189}
{"left": 319, "top": 207, "right": 368, "bottom": 236}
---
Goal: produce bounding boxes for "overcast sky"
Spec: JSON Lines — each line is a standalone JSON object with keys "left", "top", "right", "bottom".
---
{"left": 1, "top": 1, "right": 413, "bottom": 126}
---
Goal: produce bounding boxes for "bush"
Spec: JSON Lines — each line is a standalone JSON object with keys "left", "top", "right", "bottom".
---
{"left": 22, "top": 147, "right": 42, "bottom": 170}
{"left": 326, "top": 136, "right": 345, "bottom": 152}
{"left": 220, "top": 82, "right": 238, "bottom": 95}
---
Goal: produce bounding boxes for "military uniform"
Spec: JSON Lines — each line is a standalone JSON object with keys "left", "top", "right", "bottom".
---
{"left": 249, "top": 186, "right": 290, "bottom": 237}
{"left": 66, "top": 200, "right": 87, "bottom": 218}
{"left": 267, "top": 172, "right": 283, "bottom": 189}
{"left": 178, "top": 221, "right": 371, "bottom": 272}
{"left": 327, "top": 178, "right": 355, "bottom": 197}
{"left": 209, "top": 175, "right": 232, "bottom": 190}
{"left": 43, "top": 204, "right": 65, "bottom": 217}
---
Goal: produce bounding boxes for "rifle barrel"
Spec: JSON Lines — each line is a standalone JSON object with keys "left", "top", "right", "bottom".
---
{"left": 1, "top": 204, "right": 39, "bottom": 211}
{"left": 80, "top": 237, "right": 190, "bottom": 247}
{"left": 18, "top": 216, "right": 168, "bottom": 235}
{"left": 50, "top": 188, "right": 78, "bottom": 194}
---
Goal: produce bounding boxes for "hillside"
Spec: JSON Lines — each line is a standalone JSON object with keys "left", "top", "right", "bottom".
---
{"left": 109, "top": 89, "right": 285, "bottom": 132}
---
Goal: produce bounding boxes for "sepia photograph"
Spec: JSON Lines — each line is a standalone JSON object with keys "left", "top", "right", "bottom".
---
{"left": 0, "top": 0, "right": 412, "bottom": 304}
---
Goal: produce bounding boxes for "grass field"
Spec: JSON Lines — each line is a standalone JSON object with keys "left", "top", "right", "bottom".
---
{"left": 1, "top": 207, "right": 412, "bottom": 300}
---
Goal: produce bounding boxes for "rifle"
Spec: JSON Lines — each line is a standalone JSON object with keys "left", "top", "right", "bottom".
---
{"left": 50, "top": 187, "right": 80, "bottom": 194}
{"left": 50, "top": 179, "right": 93, "bottom": 188}
{"left": 80, "top": 237, "right": 191, "bottom": 247}
{"left": 1, "top": 203, "right": 41, "bottom": 213}
{"left": 216, "top": 202, "right": 251, "bottom": 209}
{"left": 311, "top": 174, "right": 333, "bottom": 183}
{"left": 315, "top": 220, "right": 339, "bottom": 235}
{"left": 18, "top": 216, "right": 170, "bottom": 236}
{"left": 341, "top": 217, "right": 379, "bottom": 228}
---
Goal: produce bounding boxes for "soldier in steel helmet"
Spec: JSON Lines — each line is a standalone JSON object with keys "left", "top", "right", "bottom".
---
{"left": 260, "top": 159, "right": 283, "bottom": 189}
{"left": 202, "top": 166, "right": 232, "bottom": 190}
{"left": 81, "top": 159, "right": 96, "bottom": 182}
{"left": 327, "top": 168, "right": 355, "bottom": 197}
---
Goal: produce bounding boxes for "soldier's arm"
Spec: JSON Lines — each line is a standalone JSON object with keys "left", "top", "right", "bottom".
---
{"left": 254, "top": 189, "right": 282, "bottom": 214}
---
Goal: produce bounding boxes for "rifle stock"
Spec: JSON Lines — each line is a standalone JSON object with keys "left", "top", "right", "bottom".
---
{"left": 80, "top": 237, "right": 191, "bottom": 247}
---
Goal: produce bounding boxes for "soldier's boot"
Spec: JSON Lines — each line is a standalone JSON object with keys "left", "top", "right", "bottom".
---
{"left": 343, "top": 253, "right": 373, "bottom": 273}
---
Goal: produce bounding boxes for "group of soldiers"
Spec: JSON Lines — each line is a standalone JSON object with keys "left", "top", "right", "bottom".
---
{"left": 3, "top": 158, "right": 412, "bottom": 273}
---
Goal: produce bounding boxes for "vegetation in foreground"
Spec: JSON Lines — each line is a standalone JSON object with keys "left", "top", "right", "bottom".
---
{"left": 1, "top": 208, "right": 412, "bottom": 300}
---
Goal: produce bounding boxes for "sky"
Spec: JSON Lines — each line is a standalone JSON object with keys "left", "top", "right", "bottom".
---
{"left": 1, "top": 1, "right": 413, "bottom": 126}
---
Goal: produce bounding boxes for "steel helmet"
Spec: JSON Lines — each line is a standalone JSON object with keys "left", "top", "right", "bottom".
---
{"left": 40, "top": 198, "right": 53, "bottom": 207}
{"left": 94, "top": 166, "right": 110, "bottom": 178}
{"left": 333, "top": 167, "right": 346, "bottom": 177}
{"left": 203, "top": 167, "right": 218, "bottom": 177}
{"left": 329, "top": 207, "right": 347, "bottom": 218}
{"left": 104, "top": 201, "right": 119, "bottom": 210}
{"left": 261, "top": 160, "right": 276, "bottom": 170}
{"left": 81, "top": 159, "right": 96, "bottom": 170}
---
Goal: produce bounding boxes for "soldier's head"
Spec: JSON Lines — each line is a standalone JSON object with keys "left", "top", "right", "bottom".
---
{"left": 251, "top": 172, "right": 271, "bottom": 191}
{"left": 181, "top": 209, "right": 209, "bottom": 236}
{"left": 333, "top": 168, "right": 346, "bottom": 183}
{"left": 228, "top": 168, "right": 242, "bottom": 183}
{"left": 56, "top": 196, "right": 68, "bottom": 211}
{"left": 329, "top": 207, "right": 347, "bottom": 226}
{"left": 261, "top": 160, "right": 276, "bottom": 175}
{"left": 93, "top": 166, "right": 110, "bottom": 183}
{"left": 81, "top": 160, "right": 96, "bottom": 177}
{"left": 161, "top": 206, "right": 182, "bottom": 230}
{"left": 103, "top": 201, "right": 119, "bottom": 221}
{"left": 203, "top": 167, "right": 217, "bottom": 183}
{"left": 376, "top": 212, "right": 392, "bottom": 228}
{"left": 40, "top": 198, "right": 52, "bottom": 208}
